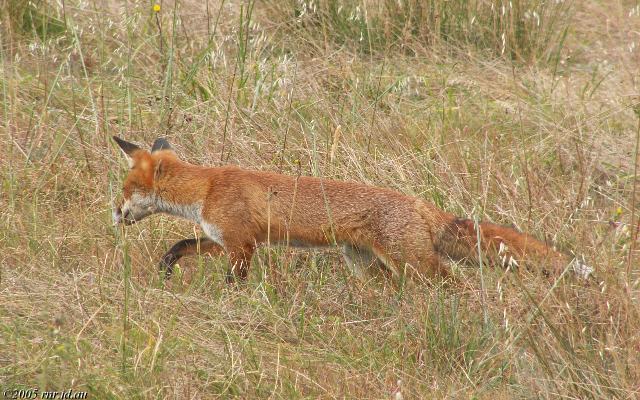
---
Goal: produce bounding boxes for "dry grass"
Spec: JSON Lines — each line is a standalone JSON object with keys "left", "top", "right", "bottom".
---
{"left": 1, "top": 0, "right": 639, "bottom": 398}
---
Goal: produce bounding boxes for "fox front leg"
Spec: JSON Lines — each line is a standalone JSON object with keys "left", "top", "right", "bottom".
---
{"left": 159, "top": 237, "right": 224, "bottom": 278}
{"left": 224, "top": 243, "right": 256, "bottom": 284}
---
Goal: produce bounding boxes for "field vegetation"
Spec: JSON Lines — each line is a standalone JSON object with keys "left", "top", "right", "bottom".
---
{"left": 1, "top": 0, "right": 639, "bottom": 398}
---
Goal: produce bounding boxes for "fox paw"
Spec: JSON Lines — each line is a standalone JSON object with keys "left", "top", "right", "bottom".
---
{"left": 159, "top": 253, "right": 178, "bottom": 278}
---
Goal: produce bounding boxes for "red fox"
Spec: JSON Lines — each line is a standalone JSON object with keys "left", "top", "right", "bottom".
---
{"left": 112, "top": 136, "right": 593, "bottom": 283}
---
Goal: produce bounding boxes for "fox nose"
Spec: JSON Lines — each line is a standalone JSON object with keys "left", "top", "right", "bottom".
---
{"left": 112, "top": 205, "right": 123, "bottom": 226}
{"left": 122, "top": 208, "right": 136, "bottom": 225}
{"left": 112, "top": 204, "right": 136, "bottom": 225}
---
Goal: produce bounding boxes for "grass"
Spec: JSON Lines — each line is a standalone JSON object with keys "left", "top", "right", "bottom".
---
{"left": 1, "top": 0, "right": 639, "bottom": 398}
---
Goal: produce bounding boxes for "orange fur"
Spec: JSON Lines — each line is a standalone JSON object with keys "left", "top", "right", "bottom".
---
{"left": 113, "top": 137, "right": 590, "bottom": 283}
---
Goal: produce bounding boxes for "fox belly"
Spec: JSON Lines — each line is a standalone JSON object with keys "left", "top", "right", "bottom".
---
{"left": 229, "top": 198, "right": 448, "bottom": 280}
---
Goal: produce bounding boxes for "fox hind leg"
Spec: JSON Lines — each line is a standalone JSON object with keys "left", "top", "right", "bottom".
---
{"left": 369, "top": 242, "right": 452, "bottom": 285}
{"left": 342, "top": 244, "right": 386, "bottom": 280}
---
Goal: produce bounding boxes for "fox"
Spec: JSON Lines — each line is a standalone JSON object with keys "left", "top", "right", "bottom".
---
{"left": 112, "top": 136, "right": 593, "bottom": 284}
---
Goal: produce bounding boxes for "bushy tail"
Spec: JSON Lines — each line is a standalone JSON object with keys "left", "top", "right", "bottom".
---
{"left": 434, "top": 216, "right": 593, "bottom": 279}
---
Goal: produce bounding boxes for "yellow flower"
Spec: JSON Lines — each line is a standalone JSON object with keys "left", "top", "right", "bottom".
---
{"left": 153, "top": 4, "right": 161, "bottom": 12}
{"left": 616, "top": 206, "right": 623, "bottom": 216}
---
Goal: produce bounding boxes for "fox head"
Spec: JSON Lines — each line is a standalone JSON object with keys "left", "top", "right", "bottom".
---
{"left": 112, "top": 136, "right": 175, "bottom": 225}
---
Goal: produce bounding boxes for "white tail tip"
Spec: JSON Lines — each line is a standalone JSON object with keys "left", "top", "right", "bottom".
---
{"left": 571, "top": 258, "right": 594, "bottom": 280}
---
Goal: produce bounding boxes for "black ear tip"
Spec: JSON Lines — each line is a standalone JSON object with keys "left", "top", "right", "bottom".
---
{"left": 151, "top": 137, "right": 173, "bottom": 153}
{"left": 113, "top": 136, "right": 141, "bottom": 155}
{"left": 113, "top": 136, "right": 128, "bottom": 146}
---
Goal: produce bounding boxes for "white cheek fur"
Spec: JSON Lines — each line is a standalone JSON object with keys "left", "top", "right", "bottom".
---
{"left": 130, "top": 192, "right": 155, "bottom": 210}
{"left": 155, "top": 197, "right": 203, "bottom": 223}
{"left": 124, "top": 193, "right": 225, "bottom": 248}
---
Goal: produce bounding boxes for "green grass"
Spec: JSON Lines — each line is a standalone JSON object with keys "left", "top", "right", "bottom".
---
{"left": 265, "top": 0, "right": 572, "bottom": 62}
{"left": 1, "top": 0, "right": 639, "bottom": 398}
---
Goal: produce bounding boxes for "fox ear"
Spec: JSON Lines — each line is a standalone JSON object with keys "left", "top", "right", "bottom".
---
{"left": 151, "top": 137, "right": 173, "bottom": 153}
{"left": 113, "top": 136, "right": 141, "bottom": 168}
{"left": 113, "top": 136, "right": 140, "bottom": 155}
